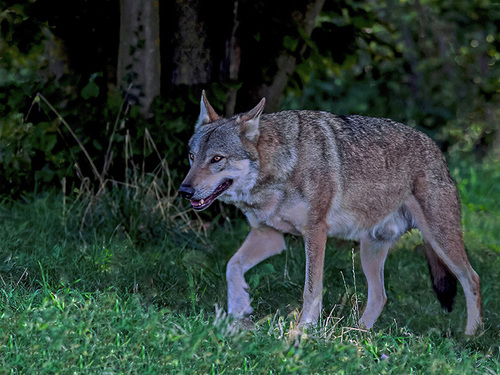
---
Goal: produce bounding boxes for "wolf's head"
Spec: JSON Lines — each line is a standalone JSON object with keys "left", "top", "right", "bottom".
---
{"left": 178, "top": 91, "right": 264, "bottom": 211}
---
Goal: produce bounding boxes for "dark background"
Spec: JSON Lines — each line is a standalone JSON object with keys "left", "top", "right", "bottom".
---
{"left": 1, "top": 0, "right": 499, "bottom": 197}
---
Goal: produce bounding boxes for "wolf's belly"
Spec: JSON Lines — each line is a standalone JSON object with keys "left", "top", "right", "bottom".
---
{"left": 326, "top": 204, "right": 413, "bottom": 242}
{"left": 256, "top": 204, "right": 412, "bottom": 243}
{"left": 243, "top": 191, "right": 413, "bottom": 242}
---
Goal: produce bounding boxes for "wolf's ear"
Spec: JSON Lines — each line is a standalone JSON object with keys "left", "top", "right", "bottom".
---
{"left": 195, "top": 90, "right": 220, "bottom": 130}
{"left": 237, "top": 98, "right": 266, "bottom": 142}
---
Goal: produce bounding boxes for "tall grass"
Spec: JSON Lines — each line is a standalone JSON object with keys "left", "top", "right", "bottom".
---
{"left": 33, "top": 93, "right": 208, "bottom": 247}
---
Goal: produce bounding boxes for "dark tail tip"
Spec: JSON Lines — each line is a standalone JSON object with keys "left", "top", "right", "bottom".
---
{"left": 424, "top": 242, "right": 457, "bottom": 312}
{"left": 430, "top": 271, "right": 457, "bottom": 312}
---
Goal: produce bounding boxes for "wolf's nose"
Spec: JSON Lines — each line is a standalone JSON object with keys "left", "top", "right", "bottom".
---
{"left": 178, "top": 184, "right": 194, "bottom": 199}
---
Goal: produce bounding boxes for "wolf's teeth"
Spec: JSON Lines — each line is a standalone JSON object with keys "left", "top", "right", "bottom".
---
{"left": 200, "top": 199, "right": 204, "bottom": 205}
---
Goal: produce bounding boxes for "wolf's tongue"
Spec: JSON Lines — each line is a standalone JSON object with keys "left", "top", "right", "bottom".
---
{"left": 191, "top": 197, "right": 209, "bottom": 208}
{"left": 190, "top": 180, "right": 232, "bottom": 211}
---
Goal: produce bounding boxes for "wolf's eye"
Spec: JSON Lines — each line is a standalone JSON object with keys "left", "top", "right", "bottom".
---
{"left": 189, "top": 153, "right": 194, "bottom": 161}
{"left": 211, "top": 155, "right": 223, "bottom": 163}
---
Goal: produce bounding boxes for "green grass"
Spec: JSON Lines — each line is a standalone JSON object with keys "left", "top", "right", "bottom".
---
{"left": 0, "top": 159, "right": 499, "bottom": 374}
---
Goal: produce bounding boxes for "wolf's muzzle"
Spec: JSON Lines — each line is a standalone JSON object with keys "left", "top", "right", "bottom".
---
{"left": 178, "top": 184, "right": 194, "bottom": 199}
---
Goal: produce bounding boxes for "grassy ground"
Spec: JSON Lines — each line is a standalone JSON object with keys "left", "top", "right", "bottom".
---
{"left": 0, "top": 159, "right": 499, "bottom": 374}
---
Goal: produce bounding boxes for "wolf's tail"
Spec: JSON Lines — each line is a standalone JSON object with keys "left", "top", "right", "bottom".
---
{"left": 423, "top": 242, "right": 457, "bottom": 312}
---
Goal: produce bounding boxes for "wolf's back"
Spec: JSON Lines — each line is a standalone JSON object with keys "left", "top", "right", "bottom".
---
{"left": 259, "top": 111, "right": 449, "bottom": 189}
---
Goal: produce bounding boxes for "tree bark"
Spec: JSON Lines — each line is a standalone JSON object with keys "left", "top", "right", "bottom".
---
{"left": 224, "top": 1, "right": 241, "bottom": 117}
{"left": 170, "top": 0, "right": 212, "bottom": 86}
{"left": 117, "top": 0, "right": 160, "bottom": 116}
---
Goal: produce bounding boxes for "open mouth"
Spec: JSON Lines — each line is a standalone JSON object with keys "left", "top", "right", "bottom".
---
{"left": 191, "top": 180, "right": 232, "bottom": 211}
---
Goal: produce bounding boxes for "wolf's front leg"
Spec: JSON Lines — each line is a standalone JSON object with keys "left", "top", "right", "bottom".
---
{"left": 299, "top": 223, "right": 328, "bottom": 326}
{"left": 226, "top": 226, "right": 286, "bottom": 317}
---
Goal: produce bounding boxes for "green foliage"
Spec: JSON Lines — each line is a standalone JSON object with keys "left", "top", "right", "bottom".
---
{"left": 80, "top": 72, "right": 101, "bottom": 100}
{"left": 0, "top": 4, "right": 59, "bottom": 194}
{"left": 0, "top": 3, "right": 108, "bottom": 196}
{"left": 453, "top": 158, "right": 500, "bottom": 253}
{"left": 2, "top": 0, "right": 500, "bottom": 198}
{"left": 284, "top": 0, "right": 500, "bottom": 154}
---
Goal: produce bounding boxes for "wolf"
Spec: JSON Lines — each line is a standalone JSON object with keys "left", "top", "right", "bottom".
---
{"left": 178, "top": 91, "right": 482, "bottom": 335}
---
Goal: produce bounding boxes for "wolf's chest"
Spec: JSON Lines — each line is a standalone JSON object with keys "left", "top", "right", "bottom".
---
{"left": 238, "top": 190, "right": 306, "bottom": 236}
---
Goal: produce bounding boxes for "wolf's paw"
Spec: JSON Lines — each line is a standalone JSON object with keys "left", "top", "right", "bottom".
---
{"left": 359, "top": 315, "right": 376, "bottom": 331}
{"left": 223, "top": 314, "right": 255, "bottom": 333}
{"left": 234, "top": 316, "right": 255, "bottom": 330}
{"left": 289, "top": 321, "right": 318, "bottom": 348}
{"left": 464, "top": 319, "right": 484, "bottom": 337}
{"left": 227, "top": 295, "right": 253, "bottom": 318}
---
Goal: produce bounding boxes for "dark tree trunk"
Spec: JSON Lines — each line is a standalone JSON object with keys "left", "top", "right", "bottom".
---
{"left": 162, "top": 0, "right": 324, "bottom": 115}
{"left": 257, "top": 0, "right": 325, "bottom": 112}
{"left": 117, "top": 0, "right": 161, "bottom": 116}
{"left": 169, "top": 0, "right": 212, "bottom": 86}
{"left": 224, "top": 1, "right": 241, "bottom": 117}
{"left": 231, "top": 0, "right": 325, "bottom": 113}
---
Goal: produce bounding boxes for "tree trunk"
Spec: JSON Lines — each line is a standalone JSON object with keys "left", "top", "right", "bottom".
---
{"left": 117, "top": 0, "right": 160, "bottom": 116}
{"left": 169, "top": 0, "right": 212, "bottom": 86}
{"left": 257, "top": 0, "right": 325, "bottom": 112}
{"left": 224, "top": 1, "right": 241, "bottom": 117}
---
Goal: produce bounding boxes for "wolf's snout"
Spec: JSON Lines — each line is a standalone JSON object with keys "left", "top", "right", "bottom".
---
{"left": 178, "top": 184, "right": 194, "bottom": 199}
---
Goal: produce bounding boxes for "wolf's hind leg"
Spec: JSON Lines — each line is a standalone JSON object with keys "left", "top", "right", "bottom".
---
{"left": 226, "top": 227, "right": 286, "bottom": 317}
{"left": 359, "top": 236, "right": 391, "bottom": 330}
{"left": 407, "top": 191, "right": 482, "bottom": 335}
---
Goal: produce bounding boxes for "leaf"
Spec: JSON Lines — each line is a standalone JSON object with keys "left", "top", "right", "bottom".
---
{"left": 42, "top": 134, "right": 57, "bottom": 153}
{"left": 283, "top": 36, "right": 299, "bottom": 52}
{"left": 248, "top": 273, "right": 260, "bottom": 288}
{"left": 81, "top": 81, "right": 100, "bottom": 100}
{"left": 35, "top": 164, "right": 55, "bottom": 182}
{"left": 259, "top": 263, "right": 275, "bottom": 276}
